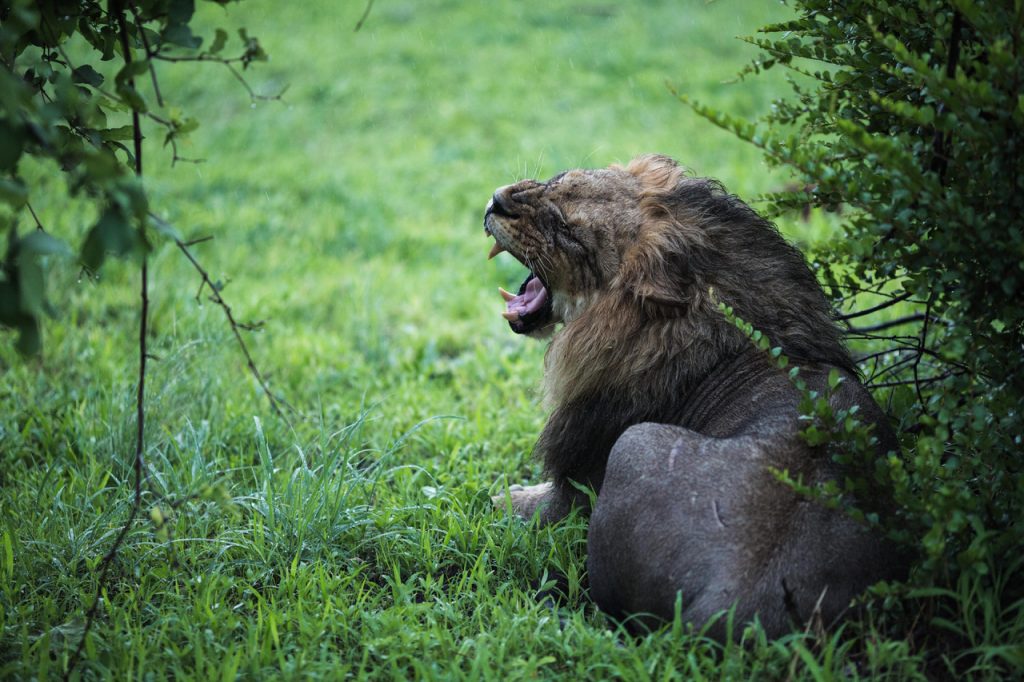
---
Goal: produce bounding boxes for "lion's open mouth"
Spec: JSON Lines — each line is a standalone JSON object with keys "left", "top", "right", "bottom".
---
{"left": 485, "top": 229, "right": 553, "bottom": 335}
{"left": 500, "top": 272, "right": 552, "bottom": 335}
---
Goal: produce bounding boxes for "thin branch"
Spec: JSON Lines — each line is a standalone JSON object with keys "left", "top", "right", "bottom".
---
{"left": 65, "top": 5, "right": 149, "bottom": 677}
{"left": 845, "top": 312, "right": 929, "bottom": 334}
{"left": 150, "top": 52, "right": 286, "bottom": 103}
{"left": 149, "top": 52, "right": 248, "bottom": 65}
{"left": 129, "top": 4, "right": 165, "bottom": 108}
{"left": 224, "top": 60, "right": 286, "bottom": 102}
{"left": 354, "top": 0, "right": 375, "bottom": 32}
{"left": 869, "top": 371, "right": 958, "bottom": 390}
{"left": 910, "top": 296, "right": 937, "bottom": 409}
{"left": 152, "top": 213, "right": 294, "bottom": 425}
{"left": 844, "top": 330, "right": 921, "bottom": 344}
{"left": 836, "top": 290, "right": 914, "bottom": 321}
{"left": 856, "top": 347, "right": 914, "bottom": 364}
{"left": 867, "top": 354, "right": 920, "bottom": 385}
{"left": 183, "top": 235, "right": 214, "bottom": 247}
{"left": 25, "top": 201, "right": 45, "bottom": 231}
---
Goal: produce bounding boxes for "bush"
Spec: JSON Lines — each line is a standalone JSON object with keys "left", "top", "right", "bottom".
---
{"left": 0, "top": 0, "right": 267, "bottom": 354}
{"left": 687, "top": 0, "right": 1023, "bottom": 674}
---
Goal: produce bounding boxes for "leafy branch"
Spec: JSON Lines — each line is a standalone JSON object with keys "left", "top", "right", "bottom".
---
{"left": 0, "top": 0, "right": 291, "bottom": 676}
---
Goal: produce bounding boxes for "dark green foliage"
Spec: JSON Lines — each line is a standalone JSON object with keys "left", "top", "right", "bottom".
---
{"left": 0, "top": 0, "right": 266, "bottom": 354}
{"left": 690, "top": 0, "right": 1024, "bottom": 673}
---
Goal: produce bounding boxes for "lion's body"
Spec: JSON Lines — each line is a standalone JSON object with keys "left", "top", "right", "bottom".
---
{"left": 588, "top": 355, "right": 905, "bottom": 638}
{"left": 483, "top": 155, "right": 907, "bottom": 637}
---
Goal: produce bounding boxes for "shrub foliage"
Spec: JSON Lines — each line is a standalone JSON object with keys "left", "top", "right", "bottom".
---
{"left": 0, "top": 0, "right": 266, "bottom": 354}
{"left": 689, "top": 0, "right": 1024, "bottom": 669}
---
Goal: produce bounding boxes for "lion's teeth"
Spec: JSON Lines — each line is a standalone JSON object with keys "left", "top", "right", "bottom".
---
{"left": 501, "top": 310, "right": 520, "bottom": 321}
{"left": 488, "top": 242, "right": 505, "bottom": 260}
{"left": 498, "top": 287, "right": 515, "bottom": 302}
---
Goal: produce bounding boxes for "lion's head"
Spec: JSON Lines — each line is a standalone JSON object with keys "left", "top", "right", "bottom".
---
{"left": 483, "top": 160, "right": 657, "bottom": 337}
{"left": 484, "top": 154, "right": 852, "bottom": 414}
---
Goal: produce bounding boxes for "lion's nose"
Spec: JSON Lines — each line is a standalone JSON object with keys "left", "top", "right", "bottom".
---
{"left": 489, "top": 185, "right": 519, "bottom": 217}
{"left": 491, "top": 180, "right": 541, "bottom": 217}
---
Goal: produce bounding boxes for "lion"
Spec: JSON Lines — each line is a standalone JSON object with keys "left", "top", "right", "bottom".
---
{"left": 483, "top": 154, "right": 908, "bottom": 639}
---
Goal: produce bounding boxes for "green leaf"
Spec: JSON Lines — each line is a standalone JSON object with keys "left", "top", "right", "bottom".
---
{"left": 0, "top": 178, "right": 27, "bottom": 207}
{"left": 80, "top": 206, "right": 136, "bottom": 272}
{"left": 116, "top": 84, "right": 148, "bottom": 113}
{"left": 15, "top": 316, "right": 40, "bottom": 356}
{"left": 115, "top": 59, "right": 150, "bottom": 84}
{"left": 209, "top": 28, "right": 228, "bottom": 54}
{"left": 0, "top": 119, "right": 25, "bottom": 171}
{"left": 16, "top": 255, "right": 43, "bottom": 316}
{"left": 168, "top": 0, "right": 196, "bottom": 25}
{"left": 20, "top": 231, "right": 71, "bottom": 258}
{"left": 162, "top": 23, "right": 203, "bottom": 50}
{"left": 71, "top": 64, "right": 104, "bottom": 88}
{"left": 99, "top": 125, "right": 136, "bottom": 141}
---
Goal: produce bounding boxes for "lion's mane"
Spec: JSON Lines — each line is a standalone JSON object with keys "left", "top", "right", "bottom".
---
{"left": 536, "top": 155, "right": 853, "bottom": 491}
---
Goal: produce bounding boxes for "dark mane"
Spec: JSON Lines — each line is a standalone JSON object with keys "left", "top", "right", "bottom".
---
{"left": 539, "top": 156, "right": 853, "bottom": 488}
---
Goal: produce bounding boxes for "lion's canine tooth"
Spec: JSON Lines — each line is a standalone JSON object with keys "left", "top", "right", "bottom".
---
{"left": 498, "top": 287, "right": 515, "bottom": 302}
{"left": 501, "top": 310, "right": 520, "bottom": 321}
{"left": 488, "top": 242, "right": 505, "bottom": 260}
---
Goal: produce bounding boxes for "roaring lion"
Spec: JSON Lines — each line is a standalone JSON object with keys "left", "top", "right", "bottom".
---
{"left": 483, "top": 154, "right": 908, "bottom": 639}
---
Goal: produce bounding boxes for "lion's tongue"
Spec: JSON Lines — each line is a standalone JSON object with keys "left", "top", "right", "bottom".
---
{"left": 502, "top": 276, "right": 548, "bottom": 321}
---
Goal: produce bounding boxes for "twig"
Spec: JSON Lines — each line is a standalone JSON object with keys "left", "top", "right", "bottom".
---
{"left": 912, "top": 297, "right": 935, "bottom": 409}
{"left": 149, "top": 51, "right": 284, "bottom": 101}
{"left": 869, "top": 371, "right": 957, "bottom": 390}
{"left": 827, "top": 282, "right": 914, "bottom": 298}
{"left": 929, "top": 11, "right": 962, "bottom": 181}
{"left": 183, "top": 235, "right": 214, "bottom": 247}
{"left": 845, "top": 312, "right": 929, "bottom": 334}
{"left": 856, "top": 347, "right": 915, "bottom": 364}
{"left": 354, "top": 0, "right": 375, "bottom": 32}
{"left": 836, "top": 290, "right": 913, "bottom": 321}
{"left": 867, "top": 354, "right": 919, "bottom": 385}
{"left": 153, "top": 214, "right": 295, "bottom": 425}
{"left": 65, "top": 5, "right": 149, "bottom": 677}
{"left": 25, "top": 201, "right": 45, "bottom": 231}
{"left": 129, "top": 3, "right": 165, "bottom": 108}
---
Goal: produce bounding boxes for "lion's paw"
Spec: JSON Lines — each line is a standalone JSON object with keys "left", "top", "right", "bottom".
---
{"left": 491, "top": 481, "right": 554, "bottom": 520}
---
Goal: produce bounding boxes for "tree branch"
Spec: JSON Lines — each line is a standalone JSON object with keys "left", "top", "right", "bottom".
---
{"left": 150, "top": 53, "right": 286, "bottom": 103}
{"left": 354, "top": 0, "right": 375, "bottom": 32}
{"left": 836, "top": 290, "right": 913, "bottom": 321}
{"left": 151, "top": 214, "right": 294, "bottom": 425}
{"left": 65, "top": 5, "right": 149, "bottom": 677}
{"left": 845, "top": 312, "right": 929, "bottom": 334}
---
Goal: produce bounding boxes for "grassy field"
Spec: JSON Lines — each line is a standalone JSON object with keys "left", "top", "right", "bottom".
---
{"left": 0, "top": 1, "right": 939, "bottom": 679}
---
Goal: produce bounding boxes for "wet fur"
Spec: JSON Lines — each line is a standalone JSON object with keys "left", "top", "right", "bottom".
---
{"left": 486, "top": 155, "right": 906, "bottom": 636}
{"left": 537, "top": 156, "right": 852, "bottom": 500}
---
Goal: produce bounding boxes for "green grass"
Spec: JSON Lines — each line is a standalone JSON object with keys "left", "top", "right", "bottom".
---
{"left": 3, "top": 1, "right": 1016, "bottom": 679}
